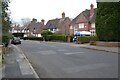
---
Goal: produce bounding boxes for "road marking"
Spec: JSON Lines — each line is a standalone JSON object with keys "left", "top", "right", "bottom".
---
{"left": 64, "top": 63, "right": 109, "bottom": 73}
{"left": 40, "top": 50, "right": 56, "bottom": 55}
{"left": 57, "top": 49, "right": 67, "bottom": 51}
{"left": 64, "top": 52, "right": 84, "bottom": 55}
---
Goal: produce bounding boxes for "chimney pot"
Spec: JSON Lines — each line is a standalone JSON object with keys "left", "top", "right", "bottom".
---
{"left": 62, "top": 12, "right": 65, "bottom": 19}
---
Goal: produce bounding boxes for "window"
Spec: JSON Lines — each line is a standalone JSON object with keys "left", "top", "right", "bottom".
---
{"left": 91, "top": 23, "right": 95, "bottom": 28}
{"left": 70, "top": 26, "right": 73, "bottom": 29}
{"left": 79, "top": 23, "right": 84, "bottom": 28}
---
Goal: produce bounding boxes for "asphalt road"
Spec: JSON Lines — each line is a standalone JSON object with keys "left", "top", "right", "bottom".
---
{"left": 17, "top": 40, "right": 118, "bottom": 78}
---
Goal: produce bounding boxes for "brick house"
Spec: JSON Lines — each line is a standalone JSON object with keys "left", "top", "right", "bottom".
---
{"left": 45, "top": 12, "right": 71, "bottom": 35}
{"left": 69, "top": 4, "right": 96, "bottom": 36}
{"left": 24, "top": 19, "right": 44, "bottom": 37}
{"left": 11, "top": 19, "right": 45, "bottom": 37}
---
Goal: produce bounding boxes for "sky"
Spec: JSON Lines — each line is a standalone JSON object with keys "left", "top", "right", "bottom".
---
{"left": 9, "top": 0, "right": 97, "bottom": 25}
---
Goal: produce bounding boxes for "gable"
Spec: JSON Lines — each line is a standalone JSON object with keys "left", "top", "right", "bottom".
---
{"left": 76, "top": 13, "right": 89, "bottom": 24}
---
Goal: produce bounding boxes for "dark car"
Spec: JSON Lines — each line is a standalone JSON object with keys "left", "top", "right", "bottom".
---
{"left": 11, "top": 37, "right": 21, "bottom": 45}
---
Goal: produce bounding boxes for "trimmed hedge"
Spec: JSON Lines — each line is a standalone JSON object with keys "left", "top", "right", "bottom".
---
{"left": 23, "top": 36, "right": 43, "bottom": 41}
{"left": 77, "top": 36, "right": 98, "bottom": 43}
{"left": 12, "top": 33, "right": 24, "bottom": 39}
{"left": 46, "top": 34, "right": 67, "bottom": 42}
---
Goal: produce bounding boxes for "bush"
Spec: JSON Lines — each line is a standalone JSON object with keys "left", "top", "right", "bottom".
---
{"left": 2, "top": 34, "right": 10, "bottom": 47}
{"left": 77, "top": 36, "right": 98, "bottom": 43}
{"left": 12, "top": 33, "right": 24, "bottom": 39}
{"left": 41, "top": 30, "right": 53, "bottom": 40}
{"left": 96, "top": 2, "right": 120, "bottom": 41}
{"left": 47, "top": 34, "right": 67, "bottom": 42}
{"left": 23, "top": 36, "right": 43, "bottom": 41}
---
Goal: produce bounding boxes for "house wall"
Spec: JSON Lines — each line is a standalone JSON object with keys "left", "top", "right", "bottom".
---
{"left": 69, "top": 25, "right": 74, "bottom": 35}
{"left": 77, "top": 23, "right": 90, "bottom": 31}
{"left": 65, "top": 18, "right": 71, "bottom": 35}
{"left": 76, "top": 13, "right": 88, "bottom": 23}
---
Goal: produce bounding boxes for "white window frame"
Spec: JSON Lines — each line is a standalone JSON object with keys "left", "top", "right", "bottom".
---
{"left": 70, "top": 26, "right": 73, "bottom": 29}
{"left": 79, "top": 23, "right": 84, "bottom": 28}
{"left": 91, "top": 23, "right": 95, "bottom": 28}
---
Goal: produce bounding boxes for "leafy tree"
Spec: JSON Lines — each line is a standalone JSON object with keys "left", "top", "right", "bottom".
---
{"left": 96, "top": 2, "right": 120, "bottom": 41}
{"left": 1, "top": 0, "right": 11, "bottom": 46}
{"left": 41, "top": 30, "right": 53, "bottom": 40}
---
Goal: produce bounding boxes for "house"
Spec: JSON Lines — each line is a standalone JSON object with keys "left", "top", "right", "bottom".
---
{"left": 45, "top": 12, "right": 71, "bottom": 35}
{"left": 69, "top": 4, "right": 96, "bottom": 36}
{"left": 24, "top": 19, "right": 45, "bottom": 37}
{"left": 11, "top": 19, "right": 45, "bottom": 37}
{"left": 11, "top": 24, "right": 26, "bottom": 33}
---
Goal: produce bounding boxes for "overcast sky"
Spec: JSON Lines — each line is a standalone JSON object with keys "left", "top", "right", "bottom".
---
{"left": 9, "top": 0, "right": 97, "bottom": 24}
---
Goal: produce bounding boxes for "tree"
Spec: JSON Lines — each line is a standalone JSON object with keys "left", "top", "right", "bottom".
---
{"left": 21, "top": 18, "right": 31, "bottom": 25}
{"left": 96, "top": 2, "right": 120, "bottom": 41}
{"left": 41, "top": 30, "right": 53, "bottom": 40}
{"left": 1, "top": 0, "right": 11, "bottom": 46}
{"left": 31, "top": 18, "right": 37, "bottom": 23}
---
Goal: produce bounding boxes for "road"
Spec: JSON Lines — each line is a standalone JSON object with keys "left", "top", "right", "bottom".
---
{"left": 17, "top": 40, "right": 118, "bottom": 78}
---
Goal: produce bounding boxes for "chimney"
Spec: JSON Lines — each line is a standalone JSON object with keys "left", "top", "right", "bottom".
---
{"left": 41, "top": 19, "right": 45, "bottom": 31}
{"left": 41, "top": 19, "right": 45, "bottom": 25}
{"left": 62, "top": 12, "right": 65, "bottom": 19}
{"left": 90, "top": 4, "right": 94, "bottom": 17}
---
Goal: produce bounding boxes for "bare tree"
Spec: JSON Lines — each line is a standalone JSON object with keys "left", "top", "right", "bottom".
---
{"left": 21, "top": 18, "right": 31, "bottom": 25}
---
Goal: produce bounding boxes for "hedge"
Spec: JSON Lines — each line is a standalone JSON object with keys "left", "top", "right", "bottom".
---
{"left": 77, "top": 36, "right": 98, "bottom": 43}
{"left": 46, "top": 34, "right": 68, "bottom": 42}
{"left": 2, "top": 34, "right": 10, "bottom": 47}
{"left": 12, "top": 33, "right": 24, "bottom": 39}
{"left": 23, "top": 36, "right": 43, "bottom": 41}
{"left": 96, "top": 2, "right": 120, "bottom": 41}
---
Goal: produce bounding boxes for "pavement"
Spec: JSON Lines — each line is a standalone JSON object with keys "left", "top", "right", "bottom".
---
{"left": 1, "top": 44, "right": 39, "bottom": 79}
{"left": 0, "top": 41, "right": 119, "bottom": 79}
{"left": 47, "top": 41, "right": 119, "bottom": 53}
{"left": 71, "top": 43, "right": 119, "bottom": 54}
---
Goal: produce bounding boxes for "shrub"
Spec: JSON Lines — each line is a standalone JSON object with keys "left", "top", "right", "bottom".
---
{"left": 77, "top": 36, "right": 98, "bottom": 43}
{"left": 2, "top": 34, "right": 10, "bottom": 47}
{"left": 96, "top": 2, "right": 120, "bottom": 41}
{"left": 41, "top": 30, "right": 53, "bottom": 40}
{"left": 12, "top": 33, "right": 24, "bottom": 39}
{"left": 23, "top": 36, "right": 43, "bottom": 41}
{"left": 47, "top": 34, "right": 67, "bottom": 42}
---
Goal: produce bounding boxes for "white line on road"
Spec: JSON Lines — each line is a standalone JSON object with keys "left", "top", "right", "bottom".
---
{"left": 64, "top": 52, "right": 84, "bottom": 55}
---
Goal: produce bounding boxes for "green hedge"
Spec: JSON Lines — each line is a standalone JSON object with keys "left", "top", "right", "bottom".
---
{"left": 96, "top": 2, "right": 119, "bottom": 41}
{"left": 23, "top": 36, "right": 43, "bottom": 41}
{"left": 2, "top": 34, "right": 10, "bottom": 47}
{"left": 78, "top": 36, "right": 98, "bottom": 43}
{"left": 12, "top": 33, "right": 24, "bottom": 39}
{"left": 46, "top": 34, "right": 68, "bottom": 42}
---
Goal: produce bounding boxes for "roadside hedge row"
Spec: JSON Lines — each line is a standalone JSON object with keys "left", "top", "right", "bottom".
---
{"left": 23, "top": 36, "right": 43, "bottom": 41}
{"left": 23, "top": 34, "right": 98, "bottom": 44}
{"left": 12, "top": 33, "right": 24, "bottom": 39}
{"left": 77, "top": 36, "right": 98, "bottom": 44}
{"left": 46, "top": 34, "right": 68, "bottom": 42}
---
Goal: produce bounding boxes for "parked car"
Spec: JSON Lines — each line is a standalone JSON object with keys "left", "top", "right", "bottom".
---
{"left": 11, "top": 37, "right": 21, "bottom": 45}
